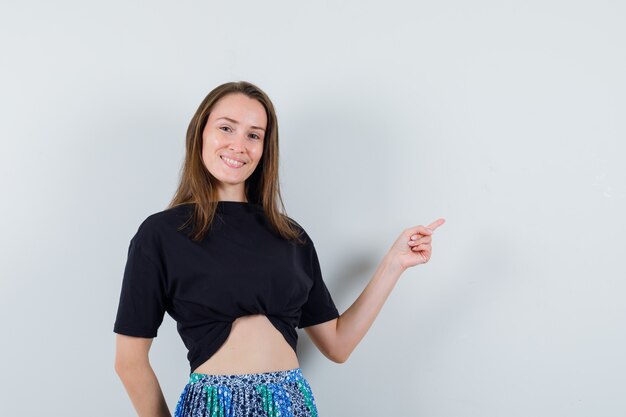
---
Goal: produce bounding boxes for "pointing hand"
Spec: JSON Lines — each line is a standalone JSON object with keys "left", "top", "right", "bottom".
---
{"left": 387, "top": 218, "right": 445, "bottom": 271}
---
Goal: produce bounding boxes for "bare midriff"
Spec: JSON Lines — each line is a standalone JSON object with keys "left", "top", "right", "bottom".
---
{"left": 191, "top": 314, "right": 300, "bottom": 375}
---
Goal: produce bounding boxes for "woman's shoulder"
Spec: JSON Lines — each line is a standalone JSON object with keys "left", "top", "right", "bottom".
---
{"left": 131, "top": 204, "right": 193, "bottom": 244}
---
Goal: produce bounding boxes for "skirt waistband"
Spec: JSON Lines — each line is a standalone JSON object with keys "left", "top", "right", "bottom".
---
{"left": 188, "top": 367, "right": 305, "bottom": 388}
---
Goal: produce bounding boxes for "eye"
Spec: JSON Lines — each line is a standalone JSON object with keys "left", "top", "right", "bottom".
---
{"left": 249, "top": 133, "right": 261, "bottom": 140}
{"left": 219, "top": 126, "right": 232, "bottom": 132}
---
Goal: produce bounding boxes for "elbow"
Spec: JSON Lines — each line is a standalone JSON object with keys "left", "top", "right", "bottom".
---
{"left": 330, "top": 349, "right": 351, "bottom": 364}
{"left": 330, "top": 325, "right": 351, "bottom": 363}
{"left": 332, "top": 355, "right": 348, "bottom": 364}
{"left": 114, "top": 353, "right": 132, "bottom": 375}
{"left": 114, "top": 358, "right": 130, "bottom": 377}
{"left": 114, "top": 356, "right": 149, "bottom": 377}
{"left": 114, "top": 363, "right": 125, "bottom": 378}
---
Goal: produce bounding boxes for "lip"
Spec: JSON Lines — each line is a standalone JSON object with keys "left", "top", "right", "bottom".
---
{"left": 220, "top": 155, "right": 246, "bottom": 164}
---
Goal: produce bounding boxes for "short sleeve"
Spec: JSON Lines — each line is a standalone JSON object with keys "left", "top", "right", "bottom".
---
{"left": 297, "top": 239, "right": 340, "bottom": 329}
{"left": 113, "top": 231, "right": 168, "bottom": 338}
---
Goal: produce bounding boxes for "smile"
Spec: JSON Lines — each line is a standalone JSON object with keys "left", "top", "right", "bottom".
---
{"left": 221, "top": 156, "right": 245, "bottom": 168}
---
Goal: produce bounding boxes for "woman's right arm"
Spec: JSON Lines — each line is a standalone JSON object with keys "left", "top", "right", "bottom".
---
{"left": 114, "top": 334, "right": 171, "bottom": 417}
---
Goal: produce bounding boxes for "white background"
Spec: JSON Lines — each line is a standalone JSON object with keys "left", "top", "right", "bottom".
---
{"left": 1, "top": 1, "right": 624, "bottom": 416}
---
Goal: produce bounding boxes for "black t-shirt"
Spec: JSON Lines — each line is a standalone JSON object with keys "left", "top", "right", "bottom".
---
{"left": 113, "top": 201, "right": 340, "bottom": 375}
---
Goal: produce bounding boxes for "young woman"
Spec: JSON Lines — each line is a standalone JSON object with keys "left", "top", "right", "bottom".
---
{"left": 113, "top": 80, "right": 445, "bottom": 417}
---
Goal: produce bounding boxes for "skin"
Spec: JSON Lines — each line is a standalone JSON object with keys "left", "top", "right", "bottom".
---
{"left": 114, "top": 92, "right": 445, "bottom": 416}
{"left": 200, "top": 93, "right": 266, "bottom": 202}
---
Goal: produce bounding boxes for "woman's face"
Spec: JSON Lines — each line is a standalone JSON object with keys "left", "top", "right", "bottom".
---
{"left": 202, "top": 93, "right": 267, "bottom": 201}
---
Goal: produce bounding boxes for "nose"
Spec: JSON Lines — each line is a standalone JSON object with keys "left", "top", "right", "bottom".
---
{"left": 228, "top": 131, "right": 247, "bottom": 152}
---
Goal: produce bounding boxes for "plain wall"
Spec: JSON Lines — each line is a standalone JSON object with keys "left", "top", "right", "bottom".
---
{"left": 1, "top": 0, "right": 624, "bottom": 415}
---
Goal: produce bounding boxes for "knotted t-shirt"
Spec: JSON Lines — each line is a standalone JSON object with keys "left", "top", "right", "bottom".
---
{"left": 113, "top": 201, "right": 340, "bottom": 375}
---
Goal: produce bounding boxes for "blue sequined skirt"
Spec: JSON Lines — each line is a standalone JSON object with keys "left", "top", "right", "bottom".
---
{"left": 174, "top": 367, "right": 319, "bottom": 417}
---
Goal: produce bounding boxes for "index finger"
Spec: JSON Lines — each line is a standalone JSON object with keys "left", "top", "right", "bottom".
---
{"left": 427, "top": 218, "right": 446, "bottom": 232}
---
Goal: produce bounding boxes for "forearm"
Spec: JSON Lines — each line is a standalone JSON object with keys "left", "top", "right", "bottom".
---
{"left": 116, "top": 362, "right": 171, "bottom": 417}
{"left": 334, "top": 253, "right": 404, "bottom": 362}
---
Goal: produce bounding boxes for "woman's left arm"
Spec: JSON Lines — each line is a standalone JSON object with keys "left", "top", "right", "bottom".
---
{"left": 305, "top": 218, "right": 446, "bottom": 363}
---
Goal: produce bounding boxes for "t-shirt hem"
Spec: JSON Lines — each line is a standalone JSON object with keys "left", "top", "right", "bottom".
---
{"left": 113, "top": 324, "right": 158, "bottom": 338}
{"left": 297, "top": 309, "right": 340, "bottom": 329}
{"left": 188, "top": 322, "right": 234, "bottom": 375}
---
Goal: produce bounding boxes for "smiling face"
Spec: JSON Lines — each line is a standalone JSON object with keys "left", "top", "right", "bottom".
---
{"left": 201, "top": 93, "right": 267, "bottom": 202}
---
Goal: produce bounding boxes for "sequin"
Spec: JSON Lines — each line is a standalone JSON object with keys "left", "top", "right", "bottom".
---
{"left": 296, "top": 379, "right": 318, "bottom": 417}
{"left": 174, "top": 368, "right": 319, "bottom": 417}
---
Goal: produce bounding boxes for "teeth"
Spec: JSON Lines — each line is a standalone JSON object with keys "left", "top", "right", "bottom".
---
{"left": 221, "top": 156, "right": 244, "bottom": 167}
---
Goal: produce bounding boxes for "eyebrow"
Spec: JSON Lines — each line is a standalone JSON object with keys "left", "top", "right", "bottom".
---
{"left": 216, "top": 117, "right": 266, "bottom": 132}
